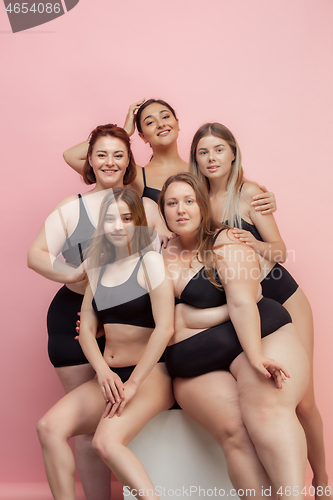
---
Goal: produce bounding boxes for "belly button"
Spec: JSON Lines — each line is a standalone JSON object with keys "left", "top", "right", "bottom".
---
{"left": 111, "top": 355, "right": 114, "bottom": 358}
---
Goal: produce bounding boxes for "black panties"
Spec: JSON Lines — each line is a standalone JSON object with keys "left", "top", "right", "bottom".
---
{"left": 165, "top": 297, "right": 292, "bottom": 378}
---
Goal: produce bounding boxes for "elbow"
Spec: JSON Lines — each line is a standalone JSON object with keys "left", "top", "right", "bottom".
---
{"left": 63, "top": 150, "right": 70, "bottom": 164}
{"left": 27, "top": 248, "right": 36, "bottom": 271}
{"left": 275, "top": 245, "right": 287, "bottom": 263}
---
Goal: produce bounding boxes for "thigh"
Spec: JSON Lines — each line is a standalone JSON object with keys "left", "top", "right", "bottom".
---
{"left": 55, "top": 363, "right": 96, "bottom": 394}
{"left": 42, "top": 377, "right": 106, "bottom": 438}
{"left": 283, "top": 287, "right": 314, "bottom": 362}
{"left": 94, "top": 364, "right": 174, "bottom": 446}
{"left": 174, "top": 371, "right": 244, "bottom": 440}
{"left": 230, "top": 324, "right": 309, "bottom": 407}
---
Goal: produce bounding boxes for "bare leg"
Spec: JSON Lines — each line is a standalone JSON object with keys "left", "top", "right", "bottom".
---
{"left": 174, "top": 371, "right": 272, "bottom": 499}
{"left": 93, "top": 364, "right": 174, "bottom": 500}
{"left": 284, "top": 289, "right": 332, "bottom": 499}
{"left": 55, "top": 364, "right": 111, "bottom": 500}
{"left": 230, "top": 325, "right": 309, "bottom": 500}
{"left": 37, "top": 377, "right": 107, "bottom": 500}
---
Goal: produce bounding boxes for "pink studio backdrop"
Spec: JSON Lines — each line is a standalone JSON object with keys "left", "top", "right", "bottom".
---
{"left": 1, "top": 0, "right": 332, "bottom": 484}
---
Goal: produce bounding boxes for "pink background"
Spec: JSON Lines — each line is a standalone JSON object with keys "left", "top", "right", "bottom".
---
{"left": 1, "top": 0, "right": 332, "bottom": 485}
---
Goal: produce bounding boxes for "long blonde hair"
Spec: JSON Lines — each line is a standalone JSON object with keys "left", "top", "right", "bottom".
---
{"left": 189, "top": 123, "right": 244, "bottom": 228}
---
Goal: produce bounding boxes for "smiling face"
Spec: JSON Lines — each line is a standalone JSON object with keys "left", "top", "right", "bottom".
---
{"left": 103, "top": 199, "right": 135, "bottom": 248}
{"left": 163, "top": 181, "right": 201, "bottom": 235}
{"left": 196, "top": 135, "right": 235, "bottom": 181}
{"left": 89, "top": 136, "right": 128, "bottom": 189}
{"left": 138, "top": 102, "right": 179, "bottom": 148}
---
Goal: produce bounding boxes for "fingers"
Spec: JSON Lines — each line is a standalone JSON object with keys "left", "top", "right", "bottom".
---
{"left": 265, "top": 361, "right": 290, "bottom": 389}
{"left": 103, "top": 400, "right": 120, "bottom": 419}
{"left": 232, "top": 229, "right": 254, "bottom": 246}
{"left": 116, "top": 398, "right": 127, "bottom": 417}
{"left": 129, "top": 98, "right": 145, "bottom": 113}
{"left": 258, "top": 185, "right": 268, "bottom": 193}
{"left": 102, "top": 379, "right": 124, "bottom": 405}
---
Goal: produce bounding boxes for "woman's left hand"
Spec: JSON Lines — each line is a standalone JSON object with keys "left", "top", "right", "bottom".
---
{"left": 103, "top": 380, "right": 138, "bottom": 418}
{"left": 251, "top": 186, "right": 276, "bottom": 214}
{"left": 250, "top": 355, "right": 290, "bottom": 389}
{"left": 232, "top": 228, "right": 259, "bottom": 251}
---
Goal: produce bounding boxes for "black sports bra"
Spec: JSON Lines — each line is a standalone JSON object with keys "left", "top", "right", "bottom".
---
{"left": 61, "top": 194, "right": 96, "bottom": 267}
{"left": 92, "top": 254, "right": 155, "bottom": 328}
{"left": 225, "top": 217, "right": 263, "bottom": 242}
{"left": 176, "top": 229, "right": 227, "bottom": 308}
{"left": 141, "top": 168, "right": 161, "bottom": 204}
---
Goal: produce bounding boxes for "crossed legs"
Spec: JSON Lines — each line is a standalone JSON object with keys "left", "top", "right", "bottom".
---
{"left": 38, "top": 364, "right": 174, "bottom": 500}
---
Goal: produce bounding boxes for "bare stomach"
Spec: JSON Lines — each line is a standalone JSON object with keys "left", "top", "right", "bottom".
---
{"left": 66, "top": 282, "right": 85, "bottom": 295}
{"left": 102, "top": 324, "right": 154, "bottom": 367}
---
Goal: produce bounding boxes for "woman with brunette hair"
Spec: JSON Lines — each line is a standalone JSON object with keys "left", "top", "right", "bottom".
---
{"left": 159, "top": 172, "right": 309, "bottom": 500}
{"left": 37, "top": 187, "right": 174, "bottom": 500}
{"left": 63, "top": 98, "right": 276, "bottom": 212}
{"left": 186, "top": 123, "right": 330, "bottom": 496}
{"left": 28, "top": 124, "right": 163, "bottom": 500}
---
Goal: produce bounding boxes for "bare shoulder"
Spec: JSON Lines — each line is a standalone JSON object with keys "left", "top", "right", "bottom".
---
{"left": 142, "top": 197, "right": 157, "bottom": 210}
{"left": 213, "top": 229, "right": 256, "bottom": 261}
{"left": 214, "top": 228, "right": 239, "bottom": 246}
{"left": 141, "top": 251, "right": 167, "bottom": 290}
{"left": 48, "top": 194, "right": 79, "bottom": 214}
{"left": 240, "top": 181, "right": 264, "bottom": 202}
{"left": 142, "top": 250, "right": 164, "bottom": 268}
{"left": 130, "top": 164, "right": 144, "bottom": 194}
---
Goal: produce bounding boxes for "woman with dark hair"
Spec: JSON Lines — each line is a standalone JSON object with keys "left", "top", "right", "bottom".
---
{"left": 27, "top": 125, "right": 164, "bottom": 500}
{"left": 36, "top": 187, "right": 174, "bottom": 500}
{"left": 159, "top": 172, "right": 309, "bottom": 500}
{"left": 186, "top": 123, "right": 331, "bottom": 497}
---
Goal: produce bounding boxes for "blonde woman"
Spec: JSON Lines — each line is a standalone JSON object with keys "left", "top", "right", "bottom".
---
{"left": 186, "top": 123, "right": 330, "bottom": 498}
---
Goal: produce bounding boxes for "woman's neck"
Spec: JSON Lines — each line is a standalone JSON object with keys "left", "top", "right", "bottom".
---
{"left": 150, "top": 141, "right": 185, "bottom": 168}
{"left": 114, "top": 245, "right": 137, "bottom": 262}
{"left": 178, "top": 233, "right": 199, "bottom": 252}
{"left": 208, "top": 176, "right": 228, "bottom": 197}
{"left": 92, "top": 179, "right": 124, "bottom": 193}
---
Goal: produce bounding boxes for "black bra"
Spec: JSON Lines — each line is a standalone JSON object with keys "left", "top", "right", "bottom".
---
{"left": 61, "top": 194, "right": 96, "bottom": 267}
{"left": 141, "top": 167, "right": 161, "bottom": 204}
{"left": 92, "top": 254, "right": 155, "bottom": 328}
{"left": 176, "top": 229, "right": 227, "bottom": 308}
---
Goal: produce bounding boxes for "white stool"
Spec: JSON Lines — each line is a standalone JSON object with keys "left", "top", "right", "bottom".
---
{"left": 126, "top": 409, "right": 237, "bottom": 500}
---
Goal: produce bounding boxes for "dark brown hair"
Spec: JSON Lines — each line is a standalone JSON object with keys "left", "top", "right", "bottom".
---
{"left": 83, "top": 124, "right": 136, "bottom": 186}
{"left": 135, "top": 99, "right": 178, "bottom": 134}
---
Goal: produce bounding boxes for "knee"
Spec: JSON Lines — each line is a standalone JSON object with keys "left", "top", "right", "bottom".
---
{"left": 36, "top": 414, "right": 57, "bottom": 445}
{"left": 92, "top": 433, "right": 116, "bottom": 462}
{"left": 214, "top": 420, "right": 249, "bottom": 453}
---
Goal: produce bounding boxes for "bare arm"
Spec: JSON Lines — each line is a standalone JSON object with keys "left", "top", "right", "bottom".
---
{"left": 234, "top": 182, "right": 287, "bottom": 263}
{"left": 123, "top": 98, "right": 145, "bottom": 137}
{"left": 215, "top": 231, "right": 289, "bottom": 387}
{"left": 251, "top": 185, "right": 277, "bottom": 215}
{"left": 79, "top": 285, "right": 124, "bottom": 404}
{"left": 27, "top": 196, "right": 85, "bottom": 284}
{"left": 128, "top": 252, "right": 174, "bottom": 386}
{"left": 63, "top": 141, "right": 89, "bottom": 175}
